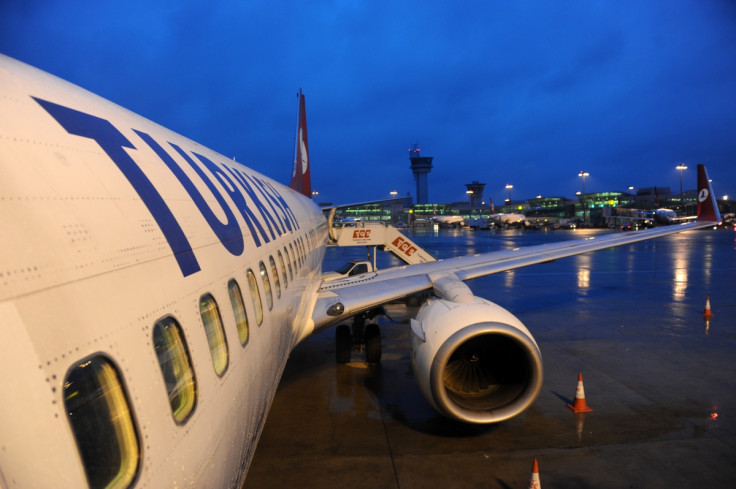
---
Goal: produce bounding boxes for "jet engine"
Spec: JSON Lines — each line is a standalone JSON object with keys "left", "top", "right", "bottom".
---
{"left": 410, "top": 280, "right": 543, "bottom": 424}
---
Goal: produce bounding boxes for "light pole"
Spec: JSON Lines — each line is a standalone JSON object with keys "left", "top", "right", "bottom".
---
{"left": 505, "top": 183, "right": 513, "bottom": 205}
{"left": 578, "top": 171, "right": 589, "bottom": 226}
{"left": 578, "top": 171, "right": 589, "bottom": 194}
{"left": 676, "top": 164, "right": 687, "bottom": 209}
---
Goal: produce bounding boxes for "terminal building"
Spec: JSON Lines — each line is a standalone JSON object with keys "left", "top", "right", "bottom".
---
{"left": 327, "top": 187, "right": 714, "bottom": 228}
{"left": 322, "top": 151, "right": 723, "bottom": 227}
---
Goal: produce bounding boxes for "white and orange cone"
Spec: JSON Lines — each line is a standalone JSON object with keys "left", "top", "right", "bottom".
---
{"left": 703, "top": 296, "right": 713, "bottom": 318}
{"left": 528, "top": 458, "right": 541, "bottom": 489}
{"left": 567, "top": 372, "right": 594, "bottom": 413}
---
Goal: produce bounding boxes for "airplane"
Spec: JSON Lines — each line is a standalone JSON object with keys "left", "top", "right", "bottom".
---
{"left": 0, "top": 54, "right": 722, "bottom": 489}
{"left": 483, "top": 197, "right": 527, "bottom": 227}
{"left": 612, "top": 207, "right": 695, "bottom": 230}
{"left": 653, "top": 208, "right": 697, "bottom": 224}
{"left": 431, "top": 214, "right": 465, "bottom": 227}
{"left": 489, "top": 212, "right": 527, "bottom": 227}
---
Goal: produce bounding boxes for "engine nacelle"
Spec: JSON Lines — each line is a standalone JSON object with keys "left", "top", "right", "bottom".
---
{"left": 410, "top": 296, "right": 543, "bottom": 424}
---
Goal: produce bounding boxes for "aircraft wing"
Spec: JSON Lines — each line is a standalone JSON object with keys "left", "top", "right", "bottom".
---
{"left": 312, "top": 165, "right": 721, "bottom": 331}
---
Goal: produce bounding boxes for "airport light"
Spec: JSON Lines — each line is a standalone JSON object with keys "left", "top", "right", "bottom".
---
{"left": 676, "top": 164, "right": 687, "bottom": 206}
{"left": 389, "top": 190, "right": 398, "bottom": 196}
{"left": 578, "top": 171, "right": 589, "bottom": 226}
{"left": 578, "top": 171, "right": 589, "bottom": 194}
{"left": 505, "top": 183, "right": 513, "bottom": 203}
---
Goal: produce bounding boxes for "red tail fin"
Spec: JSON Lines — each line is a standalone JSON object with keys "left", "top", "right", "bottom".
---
{"left": 696, "top": 164, "right": 722, "bottom": 223}
{"left": 290, "top": 89, "right": 312, "bottom": 198}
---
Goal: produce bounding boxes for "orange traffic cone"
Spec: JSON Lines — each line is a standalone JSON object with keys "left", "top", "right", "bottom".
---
{"left": 567, "top": 372, "right": 593, "bottom": 413}
{"left": 703, "top": 296, "right": 713, "bottom": 318}
{"left": 528, "top": 458, "right": 541, "bottom": 489}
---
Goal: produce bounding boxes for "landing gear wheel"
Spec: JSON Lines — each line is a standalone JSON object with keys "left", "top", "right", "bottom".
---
{"left": 336, "top": 325, "right": 352, "bottom": 364}
{"left": 365, "top": 324, "right": 382, "bottom": 363}
{"left": 352, "top": 315, "right": 365, "bottom": 347}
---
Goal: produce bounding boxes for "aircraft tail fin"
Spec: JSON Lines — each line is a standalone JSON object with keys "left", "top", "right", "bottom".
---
{"left": 290, "top": 89, "right": 312, "bottom": 199}
{"left": 696, "top": 164, "right": 722, "bottom": 224}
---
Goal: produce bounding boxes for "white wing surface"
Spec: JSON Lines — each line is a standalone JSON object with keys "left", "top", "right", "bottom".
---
{"left": 313, "top": 177, "right": 720, "bottom": 332}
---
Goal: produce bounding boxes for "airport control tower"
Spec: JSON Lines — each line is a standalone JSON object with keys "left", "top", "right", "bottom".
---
{"left": 409, "top": 145, "right": 433, "bottom": 204}
{"left": 465, "top": 180, "right": 486, "bottom": 208}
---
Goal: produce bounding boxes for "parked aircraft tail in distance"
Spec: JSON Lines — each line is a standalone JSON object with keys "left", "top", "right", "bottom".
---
{"left": 696, "top": 163, "right": 722, "bottom": 224}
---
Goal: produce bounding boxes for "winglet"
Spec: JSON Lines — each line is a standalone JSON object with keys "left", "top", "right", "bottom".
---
{"left": 696, "top": 164, "right": 722, "bottom": 224}
{"left": 290, "top": 89, "right": 312, "bottom": 198}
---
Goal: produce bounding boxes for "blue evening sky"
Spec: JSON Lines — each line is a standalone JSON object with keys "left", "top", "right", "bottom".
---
{"left": 2, "top": 1, "right": 735, "bottom": 206}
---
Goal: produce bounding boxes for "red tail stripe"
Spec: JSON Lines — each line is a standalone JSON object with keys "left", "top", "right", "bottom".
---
{"left": 290, "top": 90, "right": 312, "bottom": 199}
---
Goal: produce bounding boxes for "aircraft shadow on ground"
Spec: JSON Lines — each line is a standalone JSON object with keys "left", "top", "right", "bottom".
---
{"left": 362, "top": 362, "right": 498, "bottom": 438}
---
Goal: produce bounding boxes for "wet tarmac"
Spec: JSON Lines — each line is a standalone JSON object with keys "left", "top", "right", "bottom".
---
{"left": 243, "top": 227, "right": 736, "bottom": 488}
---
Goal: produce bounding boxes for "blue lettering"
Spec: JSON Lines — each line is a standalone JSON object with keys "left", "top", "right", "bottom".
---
{"left": 33, "top": 98, "right": 201, "bottom": 277}
{"left": 194, "top": 153, "right": 269, "bottom": 247}
{"left": 247, "top": 175, "right": 288, "bottom": 233}
{"left": 226, "top": 167, "right": 281, "bottom": 240}
{"left": 252, "top": 176, "right": 300, "bottom": 232}
{"left": 134, "top": 132, "right": 244, "bottom": 258}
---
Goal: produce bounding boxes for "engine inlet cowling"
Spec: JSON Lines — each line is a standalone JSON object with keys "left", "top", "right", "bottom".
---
{"left": 410, "top": 298, "right": 543, "bottom": 424}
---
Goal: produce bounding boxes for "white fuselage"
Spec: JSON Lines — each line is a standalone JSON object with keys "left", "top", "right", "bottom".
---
{"left": 0, "top": 55, "right": 326, "bottom": 488}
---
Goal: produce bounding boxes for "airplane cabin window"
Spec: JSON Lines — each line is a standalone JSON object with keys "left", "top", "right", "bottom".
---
{"left": 284, "top": 247, "right": 293, "bottom": 281}
{"left": 269, "top": 255, "right": 281, "bottom": 299}
{"left": 199, "top": 294, "right": 229, "bottom": 376}
{"left": 259, "top": 261, "right": 273, "bottom": 311}
{"left": 64, "top": 355, "right": 140, "bottom": 489}
{"left": 153, "top": 317, "right": 197, "bottom": 423}
{"left": 296, "top": 239, "right": 303, "bottom": 266}
{"left": 277, "top": 251, "right": 288, "bottom": 288}
{"left": 228, "top": 279, "right": 249, "bottom": 345}
{"left": 247, "top": 269, "right": 264, "bottom": 326}
{"left": 289, "top": 243, "right": 297, "bottom": 270}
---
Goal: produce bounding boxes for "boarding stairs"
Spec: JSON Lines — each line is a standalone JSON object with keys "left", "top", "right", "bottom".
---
{"left": 328, "top": 215, "right": 435, "bottom": 266}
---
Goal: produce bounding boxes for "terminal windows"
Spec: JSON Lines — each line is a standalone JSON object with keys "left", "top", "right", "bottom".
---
{"left": 153, "top": 317, "right": 197, "bottom": 423}
{"left": 199, "top": 294, "right": 229, "bottom": 376}
{"left": 228, "top": 279, "right": 249, "bottom": 345}
{"left": 247, "top": 269, "right": 264, "bottom": 326}
{"left": 64, "top": 355, "right": 139, "bottom": 489}
{"left": 259, "top": 261, "right": 273, "bottom": 311}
